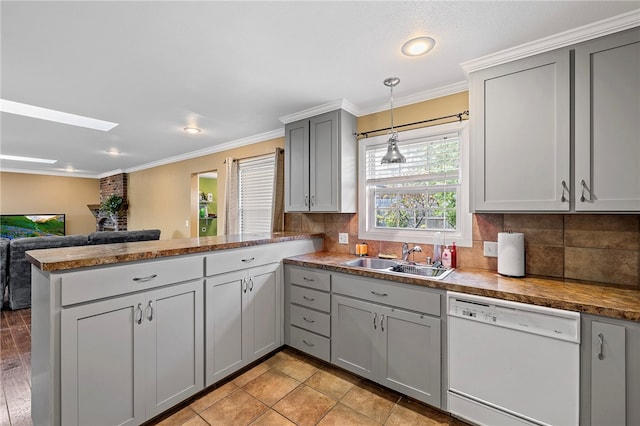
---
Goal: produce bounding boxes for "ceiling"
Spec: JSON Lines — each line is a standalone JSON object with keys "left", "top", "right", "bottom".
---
{"left": 1, "top": 1, "right": 638, "bottom": 178}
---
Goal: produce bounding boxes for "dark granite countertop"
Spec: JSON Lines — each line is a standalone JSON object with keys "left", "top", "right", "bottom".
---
{"left": 284, "top": 252, "right": 640, "bottom": 322}
{"left": 26, "top": 232, "right": 324, "bottom": 272}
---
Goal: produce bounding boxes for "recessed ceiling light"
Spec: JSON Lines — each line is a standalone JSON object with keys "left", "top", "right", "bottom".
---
{"left": 401, "top": 36, "right": 436, "bottom": 56}
{"left": 0, "top": 99, "right": 118, "bottom": 131}
{"left": 0, "top": 154, "right": 57, "bottom": 164}
{"left": 184, "top": 127, "right": 202, "bottom": 134}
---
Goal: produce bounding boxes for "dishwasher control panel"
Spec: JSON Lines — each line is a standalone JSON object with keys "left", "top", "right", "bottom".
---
{"left": 447, "top": 291, "right": 580, "bottom": 343}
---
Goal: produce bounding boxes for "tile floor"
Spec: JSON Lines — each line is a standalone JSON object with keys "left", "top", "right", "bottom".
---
{"left": 154, "top": 347, "right": 468, "bottom": 426}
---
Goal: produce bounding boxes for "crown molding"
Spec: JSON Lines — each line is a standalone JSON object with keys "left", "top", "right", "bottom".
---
{"left": 357, "top": 80, "right": 468, "bottom": 116}
{"left": 0, "top": 167, "right": 100, "bottom": 179}
{"left": 461, "top": 9, "right": 640, "bottom": 74}
{"left": 124, "top": 128, "right": 285, "bottom": 174}
{"left": 279, "top": 99, "right": 361, "bottom": 124}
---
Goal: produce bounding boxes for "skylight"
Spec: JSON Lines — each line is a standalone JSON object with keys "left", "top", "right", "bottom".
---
{"left": 0, "top": 99, "right": 118, "bottom": 131}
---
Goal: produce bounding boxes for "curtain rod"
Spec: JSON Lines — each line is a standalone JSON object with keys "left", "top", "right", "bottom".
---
{"left": 354, "top": 110, "right": 469, "bottom": 139}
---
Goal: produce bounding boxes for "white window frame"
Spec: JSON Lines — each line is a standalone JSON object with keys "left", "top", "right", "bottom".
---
{"left": 358, "top": 120, "right": 472, "bottom": 247}
{"left": 238, "top": 154, "right": 275, "bottom": 234}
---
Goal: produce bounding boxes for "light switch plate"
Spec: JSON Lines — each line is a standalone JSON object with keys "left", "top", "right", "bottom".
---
{"left": 484, "top": 241, "right": 498, "bottom": 257}
{"left": 338, "top": 233, "right": 349, "bottom": 244}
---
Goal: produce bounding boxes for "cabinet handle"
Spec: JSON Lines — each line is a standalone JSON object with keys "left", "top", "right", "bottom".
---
{"left": 598, "top": 333, "right": 605, "bottom": 360}
{"left": 133, "top": 274, "right": 157, "bottom": 283}
{"left": 135, "top": 303, "right": 143, "bottom": 325}
{"left": 242, "top": 278, "right": 248, "bottom": 293}
{"left": 560, "top": 180, "right": 569, "bottom": 202}
{"left": 371, "top": 291, "right": 388, "bottom": 297}
{"left": 303, "top": 316, "right": 315, "bottom": 323}
{"left": 241, "top": 257, "right": 255, "bottom": 263}
{"left": 580, "top": 179, "right": 588, "bottom": 202}
{"left": 249, "top": 277, "right": 254, "bottom": 292}
{"left": 304, "top": 194, "right": 309, "bottom": 207}
{"left": 302, "top": 276, "right": 315, "bottom": 282}
{"left": 310, "top": 195, "right": 315, "bottom": 206}
{"left": 381, "top": 314, "right": 385, "bottom": 332}
{"left": 302, "top": 339, "right": 315, "bottom": 347}
{"left": 302, "top": 295, "right": 315, "bottom": 301}
{"left": 373, "top": 312, "right": 377, "bottom": 330}
{"left": 146, "top": 301, "right": 154, "bottom": 321}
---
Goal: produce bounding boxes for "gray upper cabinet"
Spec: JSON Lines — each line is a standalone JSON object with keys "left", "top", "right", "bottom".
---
{"left": 575, "top": 28, "right": 640, "bottom": 212}
{"left": 285, "top": 109, "right": 357, "bottom": 213}
{"left": 471, "top": 28, "right": 639, "bottom": 212}
{"left": 470, "top": 48, "right": 571, "bottom": 211}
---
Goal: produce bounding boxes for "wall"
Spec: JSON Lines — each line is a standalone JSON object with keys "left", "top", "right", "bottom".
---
{"left": 127, "top": 138, "right": 283, "bottom": 239}
{"left": 198, "top": 177, "right": 217, "bottom": 236}
{"left": 0, "top": 172, "right": 99, "bottom": 235}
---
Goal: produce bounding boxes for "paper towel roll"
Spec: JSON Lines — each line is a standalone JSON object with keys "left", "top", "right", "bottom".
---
{"left": 498, "top": 232, "right": 525, "bottom": 277}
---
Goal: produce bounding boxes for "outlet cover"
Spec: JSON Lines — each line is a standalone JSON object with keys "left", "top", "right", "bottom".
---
{"left": 338, "top": 233, "right": 349, "bottom": 244}
{"left": 483, "top": 241, "right": 498, "bottom": 257}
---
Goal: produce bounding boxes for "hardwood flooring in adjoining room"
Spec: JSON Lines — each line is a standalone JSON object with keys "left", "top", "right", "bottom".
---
{"left": 1, "top": 308, "right": 32, "bottom": 426}
{"left": 1, "top": 307, "right": 467, "bottom": 426}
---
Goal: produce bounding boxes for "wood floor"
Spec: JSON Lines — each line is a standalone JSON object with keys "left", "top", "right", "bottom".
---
{"left": 1, "top": 308, "right": 32, "bottom": 426}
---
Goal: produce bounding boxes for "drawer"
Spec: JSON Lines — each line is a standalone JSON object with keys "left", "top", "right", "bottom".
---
{"left": 205, "top": 245, "right": 281, "bottom": 276}
{"left": 290, "top": 304, "right": 330, "bottom": 337}
{"left": 60, "top": 255, "right": 204, "bottom": 306}
{"left": 332, "top": 273, "right": 441, "bottom": 316}
{"left": 288, "top": 266, "right": 331, "bottom": 291}
{"left": 290, "top": 285, "right": 330, "bottom": 312}
{"left": 288, "top": 326, "right": 330, "bottom": 362}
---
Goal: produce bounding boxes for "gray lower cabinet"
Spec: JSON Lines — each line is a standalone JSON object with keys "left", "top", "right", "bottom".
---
{"left": 284, "top": 265, "right": 332, "bottom": 362}
{"left": 580, "top": 314, "right": 640, "bottom": 426}
{"left": 60, "top": 279, "right": 204, "bottom": 425}
{"left": 331, "top": 274, "right": 443, "bottom": 408}
{"left": 205, "top": 263, "right": 281, "bottom": 385}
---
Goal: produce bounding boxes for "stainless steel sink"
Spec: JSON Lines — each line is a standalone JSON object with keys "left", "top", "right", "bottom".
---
{"left": 342, "top": 258, "right": 400, "bottom": 269}
{"left": 342, "top": 258, "right": 454, "bottom": 280}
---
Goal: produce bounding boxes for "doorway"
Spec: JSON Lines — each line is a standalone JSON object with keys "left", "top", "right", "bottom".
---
{"left": 197, "top": 171, "right": 218, "bottom": 237}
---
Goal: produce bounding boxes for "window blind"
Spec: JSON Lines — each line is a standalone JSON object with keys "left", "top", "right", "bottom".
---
{"left": 365, "top": 132, "right": 461, "bottom": 231}
{"left": 238, "top": 154, "right": 275, "bottom": 233}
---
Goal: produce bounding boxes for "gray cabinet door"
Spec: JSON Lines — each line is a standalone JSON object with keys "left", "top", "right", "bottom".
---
{"left": 284, "top": 118, "right": 310, "bottom": 212}
{"left": 575, "top": 28, "right": 640, "bottom": 211}
{"left": 378, "top": 305, "right": 441, "bottom": 408}
{"left": 309, "top": 110, "right": 339, "bottom": 212}
{"left": 245, "top": 263, "right": 280, "bottom": 360}
{"left": 471, "top": 48, "right": 570, "bottom": 211}
{"left": 331, "top": 294, "right": 377, "bottom": 381}
{"left": 61, "top": 293, "right": 145, "bottom": 426}
{"left": 206, "top": 269, "right": 246, "bottom": 385}
{"left": 146, "top": 280, "right": 204, "bottom": 418}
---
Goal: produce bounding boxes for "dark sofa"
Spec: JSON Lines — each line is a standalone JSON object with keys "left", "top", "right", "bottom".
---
{"left": 2, "top": 229, "right": 161, "bottom": 310}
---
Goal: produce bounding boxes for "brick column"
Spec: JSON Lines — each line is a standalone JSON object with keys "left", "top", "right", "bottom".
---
{"left": 99, "top": 173, "right": 128, "bottom": 231}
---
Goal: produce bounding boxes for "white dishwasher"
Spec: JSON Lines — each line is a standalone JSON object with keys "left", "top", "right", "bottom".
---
{"left": 447, "top": 291, "right": 580, "bottom": 426}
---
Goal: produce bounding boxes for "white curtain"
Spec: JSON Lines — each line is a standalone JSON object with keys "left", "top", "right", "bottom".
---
{"left": 224, "top": 157, "right": 239, "bottom": 235}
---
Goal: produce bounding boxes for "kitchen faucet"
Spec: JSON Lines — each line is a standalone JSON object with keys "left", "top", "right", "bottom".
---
{"left": 401, "top": 243, "right": 422, "bottom": 261}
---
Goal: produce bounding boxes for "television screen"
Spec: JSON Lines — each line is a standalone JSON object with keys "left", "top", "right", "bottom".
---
{"left": 0, "top": 214, "right": 66, "bottom": 239}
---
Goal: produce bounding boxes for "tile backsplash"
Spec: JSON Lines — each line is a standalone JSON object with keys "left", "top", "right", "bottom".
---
{"left": 284, "top": 212, "right": 640, "bottom": 288}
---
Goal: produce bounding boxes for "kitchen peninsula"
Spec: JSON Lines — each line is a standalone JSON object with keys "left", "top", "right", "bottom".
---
{"left": 27, "top": 233, "right": 323, "bottom": 426}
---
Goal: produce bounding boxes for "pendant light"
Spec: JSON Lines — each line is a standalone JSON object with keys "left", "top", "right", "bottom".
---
{"left": 381, "top": 77, "right": 405, "bottom": 164}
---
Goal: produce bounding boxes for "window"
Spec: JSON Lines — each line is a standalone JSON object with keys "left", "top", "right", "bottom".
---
{"left": 238, "top": 154, "right": 275, "bottom": 233}
{"left": 358, "top": 121, "right": 471, "bottom": 246}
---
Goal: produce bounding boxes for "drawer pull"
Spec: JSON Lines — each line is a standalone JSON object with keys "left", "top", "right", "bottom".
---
{"left": 303, "top": 276, "right": 315, "bottom": 282}
{"left": 302, "top": 339, "right": 315, "bottom": 347}
{"left": 373, "top": 312, "right": 377, "bottom": 330}
{"left": 303, "top": 295, "right": 315, "bottom": 302}
{"left": 371, "top": 291, "right": 388, "bottom": 297}
{"left": 241, "top": 257, "right": 256, "bottom": 263}
{"left": 133, "top": 274, "right": 158, "bottom": 283}
{"left": 303, "top": 317, "right": 315, "bottom": 323}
